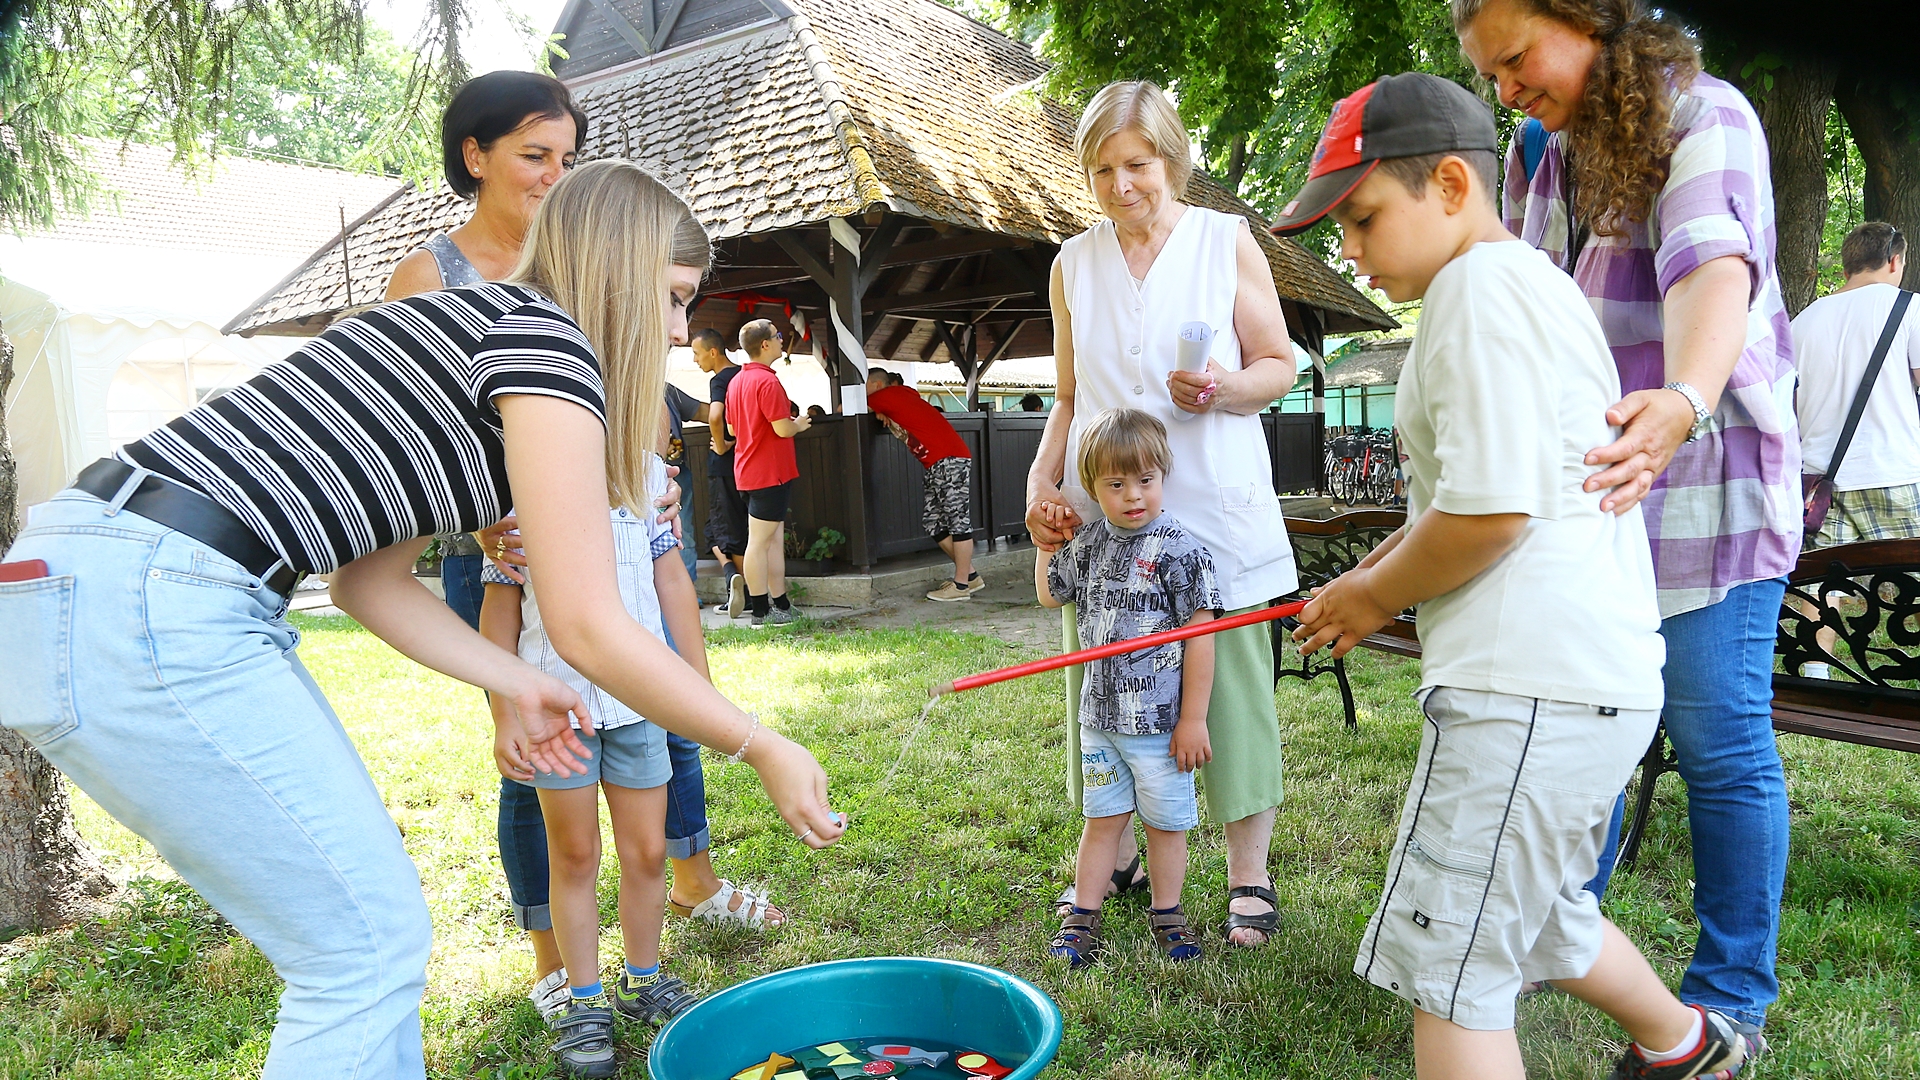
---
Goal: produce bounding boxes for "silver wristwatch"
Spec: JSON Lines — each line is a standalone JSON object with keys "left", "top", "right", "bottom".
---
{"left": 1664, "top": 381, "right": 1713, "bottom": 443}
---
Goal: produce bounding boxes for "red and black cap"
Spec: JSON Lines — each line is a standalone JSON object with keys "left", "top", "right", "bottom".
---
{"left": 1269, "top": 73, "right": 1498, "bottom": 237}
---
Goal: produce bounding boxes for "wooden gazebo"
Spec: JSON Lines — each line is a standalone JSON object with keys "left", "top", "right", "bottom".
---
{"left": 227, "top": 0, "right": 1394, "bottom": 570}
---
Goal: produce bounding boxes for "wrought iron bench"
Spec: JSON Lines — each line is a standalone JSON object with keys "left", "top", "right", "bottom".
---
{"left": 1277, "top": 510, "right": 1413, "bottom": 729}
{"left": 1280, "top": 518, "right": 1920, "bottom": 872}
{"left": 1616, "top": 537, "right": 1920, "bottom": 869}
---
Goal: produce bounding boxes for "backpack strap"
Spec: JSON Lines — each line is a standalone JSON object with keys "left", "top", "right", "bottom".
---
{"left": 1521, "top": 118, "right": 1549, "bottom": 182}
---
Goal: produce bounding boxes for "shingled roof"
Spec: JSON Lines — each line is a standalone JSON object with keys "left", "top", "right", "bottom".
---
{"left": 54, "top": 140, "right": 401, "bottom": 260}
{"left": 227, "top": 0, "right": 1391, "bottom": 341}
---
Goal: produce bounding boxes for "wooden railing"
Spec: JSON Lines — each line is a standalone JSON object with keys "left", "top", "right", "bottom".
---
{"left": 682, "top": 406, "right": 1323, "bottom": 572}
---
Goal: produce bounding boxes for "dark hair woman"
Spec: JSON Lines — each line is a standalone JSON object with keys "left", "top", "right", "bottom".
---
{"left": 382, "top": 73, "right": 786, "bottom": 1026}
{"left": 0, "top": 160, "right": 842, "bottom": 1079}
{"left": 1457, "top": 0, "right": 1794, "bottom": 1064}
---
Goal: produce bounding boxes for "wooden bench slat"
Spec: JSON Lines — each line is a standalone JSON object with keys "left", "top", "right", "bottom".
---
{"left": 1774, "top": 708, "right": 1920, "bottom": 753}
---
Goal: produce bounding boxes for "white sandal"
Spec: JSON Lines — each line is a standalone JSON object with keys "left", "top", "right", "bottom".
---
{"left": 667, "top": 879, "right": 785, "bottom": 929}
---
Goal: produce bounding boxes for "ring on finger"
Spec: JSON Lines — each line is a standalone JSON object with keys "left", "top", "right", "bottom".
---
{"left": 797, "top": 826, "right": 814, "bottom": 843}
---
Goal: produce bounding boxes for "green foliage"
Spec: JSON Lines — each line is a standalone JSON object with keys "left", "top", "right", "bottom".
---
{"left": 0, "top": 0, "right": 473, "bottom": 229}
{"left": 805, "top": 526, "right": 849, "bottom": 562}
{"left": 1819, "top": 103, "right": 1870, "bottom": 296}
{"left": 994, "top": 0, "right": 1487, "bottom": 264}
{"left": 70, "top": 16, "right": 430, "bottom": 176}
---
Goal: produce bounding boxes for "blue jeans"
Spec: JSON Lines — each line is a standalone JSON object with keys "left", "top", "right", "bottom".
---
{"left": 440, "top": 553, "right": 486, "bottom": 632}
{"left": 1587, "top": 576, "right": 1789, "bottom": 1027}
{"left": 492, "top": 574, "right": 712, "bottom": 930}
{"left": 0, "top": 492, "right": 431, "bottom": 1079}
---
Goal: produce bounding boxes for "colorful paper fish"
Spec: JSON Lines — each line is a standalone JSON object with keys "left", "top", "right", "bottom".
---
{"left": 865, "top": 1045, "right": 950, "bottom": 1068}
{"left": 731, "top": 1052, "right": 796, "bottom": 1080}
{"left": 954, "top": 1051, "right": 1012, "bottom": 1079}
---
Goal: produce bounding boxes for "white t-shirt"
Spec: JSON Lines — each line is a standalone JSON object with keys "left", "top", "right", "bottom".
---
{"left": 1792, "top": 283, "right": 1920, "bottom": 491}
{"left": 1396, "top": 241, "right": 1665, "bottom": 710}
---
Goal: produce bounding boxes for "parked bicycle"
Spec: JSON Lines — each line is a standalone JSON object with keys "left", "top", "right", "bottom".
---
{"left": 1323, "top": 427, "right": 1400, "bottom": 506}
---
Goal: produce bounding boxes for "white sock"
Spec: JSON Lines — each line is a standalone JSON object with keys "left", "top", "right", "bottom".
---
{"left": 1802, "top": 661, "right": 1831, "bottom": 679}
{"left": 1638, "top": 1007, "right": 1704, "bottom": 1063}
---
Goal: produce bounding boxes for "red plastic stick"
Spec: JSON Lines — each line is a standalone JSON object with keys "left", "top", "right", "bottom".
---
{"left": 932, "top": 599, "right": 1310, "bottom": 696}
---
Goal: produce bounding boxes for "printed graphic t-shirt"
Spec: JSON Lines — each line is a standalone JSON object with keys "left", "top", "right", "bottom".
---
{"left": 1047, "top": 512, "right": 1224, "bottom": 735}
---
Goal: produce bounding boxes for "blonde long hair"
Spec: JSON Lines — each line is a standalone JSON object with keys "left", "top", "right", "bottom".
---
{"left": 509, "top": 159, "right": 711, "bottom": 512}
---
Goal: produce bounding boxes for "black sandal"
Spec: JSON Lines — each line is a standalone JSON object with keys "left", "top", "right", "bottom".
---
{"left": 1052, "top": 853, "right": 1148, "bottom": 918}
{"left": 1048, "top": 910, "right": 1102, "bottom": 968}
{"left": 1223, "top": 884, "right": 1279, "bottom": 947}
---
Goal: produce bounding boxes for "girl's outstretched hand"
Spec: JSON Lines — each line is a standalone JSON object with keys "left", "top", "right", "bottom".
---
{"left": 750, "top": 730, "right": 846, "bottom": 849}
{"left": 512, "top": 672, "right": 595, "bottom": 776}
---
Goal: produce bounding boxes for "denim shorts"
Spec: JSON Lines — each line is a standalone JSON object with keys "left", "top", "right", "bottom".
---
{"left": 530, "top": 718, "right": 670, "bottom": 790}
{"left": 1079, "top": 726, "right": 1198, "bottom": 831}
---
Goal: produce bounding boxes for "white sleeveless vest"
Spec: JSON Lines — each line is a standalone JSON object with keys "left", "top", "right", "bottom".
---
{"left": 1058, "top": 206, "right": 1298, "bottom": 609}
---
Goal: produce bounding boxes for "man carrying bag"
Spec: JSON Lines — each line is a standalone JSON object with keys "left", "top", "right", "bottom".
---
{"left": 1796, "top": 223, "right": 1919, "bottom": 546}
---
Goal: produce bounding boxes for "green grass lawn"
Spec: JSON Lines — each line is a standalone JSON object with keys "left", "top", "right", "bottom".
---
{"left": 3, "top": 614, "right": 1919, "bottom": 1078}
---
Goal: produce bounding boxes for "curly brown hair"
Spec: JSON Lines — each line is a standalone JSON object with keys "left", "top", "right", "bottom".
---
{"left": 1453, "top": 0, "right": 1701, "bottom": 236}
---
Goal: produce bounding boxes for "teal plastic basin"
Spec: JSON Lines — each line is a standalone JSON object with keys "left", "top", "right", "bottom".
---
{"left": 647, "top": 957, "right": 1062, "bottom": 1080}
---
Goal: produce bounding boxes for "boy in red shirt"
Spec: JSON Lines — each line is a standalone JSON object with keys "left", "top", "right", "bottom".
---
{"left": 865, "top": 368, "right": 981, "bottom": 601}
{"left": 726, "top": 319, "right": 810, "bottom": 627}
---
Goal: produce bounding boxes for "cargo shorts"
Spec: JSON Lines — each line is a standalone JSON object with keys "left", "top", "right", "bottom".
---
{"left": 1354, "top": 686, "right": 1658, "bottom": 1030}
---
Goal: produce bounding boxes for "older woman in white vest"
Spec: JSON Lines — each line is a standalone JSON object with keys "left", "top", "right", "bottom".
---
{"left": 1026, "top": 81, "right": 1300, "bottom": 947}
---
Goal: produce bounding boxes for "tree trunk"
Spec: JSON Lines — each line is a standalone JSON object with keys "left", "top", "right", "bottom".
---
{"left": 1837, "top": 76, "right": 1920, "bottom": 292}
{"left": 1225, "top": 134, "right": 1249, "bottom": 193}
{"left": 1738, "top": 55, "right": 1834, "bottom": 315}
{"left": 0, "top": 321, "right": 111, "bottom": 934}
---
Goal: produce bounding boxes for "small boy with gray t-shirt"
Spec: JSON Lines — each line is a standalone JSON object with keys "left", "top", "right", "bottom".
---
{"left": 1036, "top": 408, "right": 1221, "bottom": 969}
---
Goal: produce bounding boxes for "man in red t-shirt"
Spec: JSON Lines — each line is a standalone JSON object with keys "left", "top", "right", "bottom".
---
{"left": 726, "top": 319, "right": 811, "bottom": 626}
{"left": 865, "top": 368, "right": 981, "bottom": 601}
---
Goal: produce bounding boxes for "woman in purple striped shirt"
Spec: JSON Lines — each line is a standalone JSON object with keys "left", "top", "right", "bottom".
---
{"left": 1457, "top": 0, "right": 1796, "bottom": 1066}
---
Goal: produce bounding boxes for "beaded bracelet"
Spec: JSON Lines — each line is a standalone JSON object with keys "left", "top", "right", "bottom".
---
{"left": 728, "top": 713, "right": 762, "bottom": 764}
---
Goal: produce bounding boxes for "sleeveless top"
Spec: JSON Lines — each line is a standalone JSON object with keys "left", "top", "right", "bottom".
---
{"left": 125, "top": 284, "right": 606, "bottom": 574}
{"left": 422, "top": 232, "right": 486, "bottom": 287}
{"left": 1058, "top": 205, "right": 1297, "bottom": 609}
{"left": 419, "top": 232, "right": 488, "bottom": 557}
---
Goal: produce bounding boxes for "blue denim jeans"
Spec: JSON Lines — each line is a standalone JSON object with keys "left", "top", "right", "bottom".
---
{"left": 492, "top": 580, "right": 712, "bottom": 930}
{"left": 440, "top": 553, "right": 486, "bottom": 632}
{"left": 1587, "top": 576, "right": 1789, "bottom": 1027}
{"left": 0, "top": 493, "right": 431, "bottom": 1079}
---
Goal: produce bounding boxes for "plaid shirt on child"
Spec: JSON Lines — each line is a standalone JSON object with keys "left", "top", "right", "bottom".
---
{"left": 1503, "top": 71, "right": 1801, "bottom": 617}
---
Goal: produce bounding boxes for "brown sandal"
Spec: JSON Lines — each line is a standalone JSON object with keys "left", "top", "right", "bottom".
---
{"left": 1149, "top": 906, "right": 1202, "bottom": 961}
{"left": 1047, "top": 910, "right": 1102, "bottom": 968}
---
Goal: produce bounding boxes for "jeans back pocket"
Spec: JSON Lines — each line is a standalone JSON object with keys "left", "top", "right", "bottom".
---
{"left": 0, "top": 576, "right": 80, "bottom": 747}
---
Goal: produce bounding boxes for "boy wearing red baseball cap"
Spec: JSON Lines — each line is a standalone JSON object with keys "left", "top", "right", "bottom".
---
{"left": 1281, "top": 73, "right": 1746, "bottom": 1080}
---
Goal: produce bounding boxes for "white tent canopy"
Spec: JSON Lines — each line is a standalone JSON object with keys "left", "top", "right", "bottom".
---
{"left": 0, "top": 143, "right": 397, "bottom": 518}
{"left": 2, "top": 279, "right": 299, "bottom": 509}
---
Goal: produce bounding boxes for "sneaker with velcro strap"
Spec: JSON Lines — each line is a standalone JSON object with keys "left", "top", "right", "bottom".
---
{"left": 1606, "top": 1006, "right": 1752, "bottom": 1080}
{"left": 612, "top": 971, "right": 699, "bottom": 1026}
{"left": 550, "top": 995, "right": 618, "bottom": 1078}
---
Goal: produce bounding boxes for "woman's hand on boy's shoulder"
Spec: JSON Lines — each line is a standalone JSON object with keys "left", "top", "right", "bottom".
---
{"left": 1292, "top": 569, "right": 1396, "bottom": 659}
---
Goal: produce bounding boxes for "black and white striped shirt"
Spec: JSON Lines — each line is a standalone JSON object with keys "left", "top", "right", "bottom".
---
{"left": 124, "top": 284, "right": 606, "bottom": 574}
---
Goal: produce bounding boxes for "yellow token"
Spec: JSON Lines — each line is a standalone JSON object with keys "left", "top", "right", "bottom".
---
{"left": 958, "top": 1054, "right": 987, "bottom": 1067}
